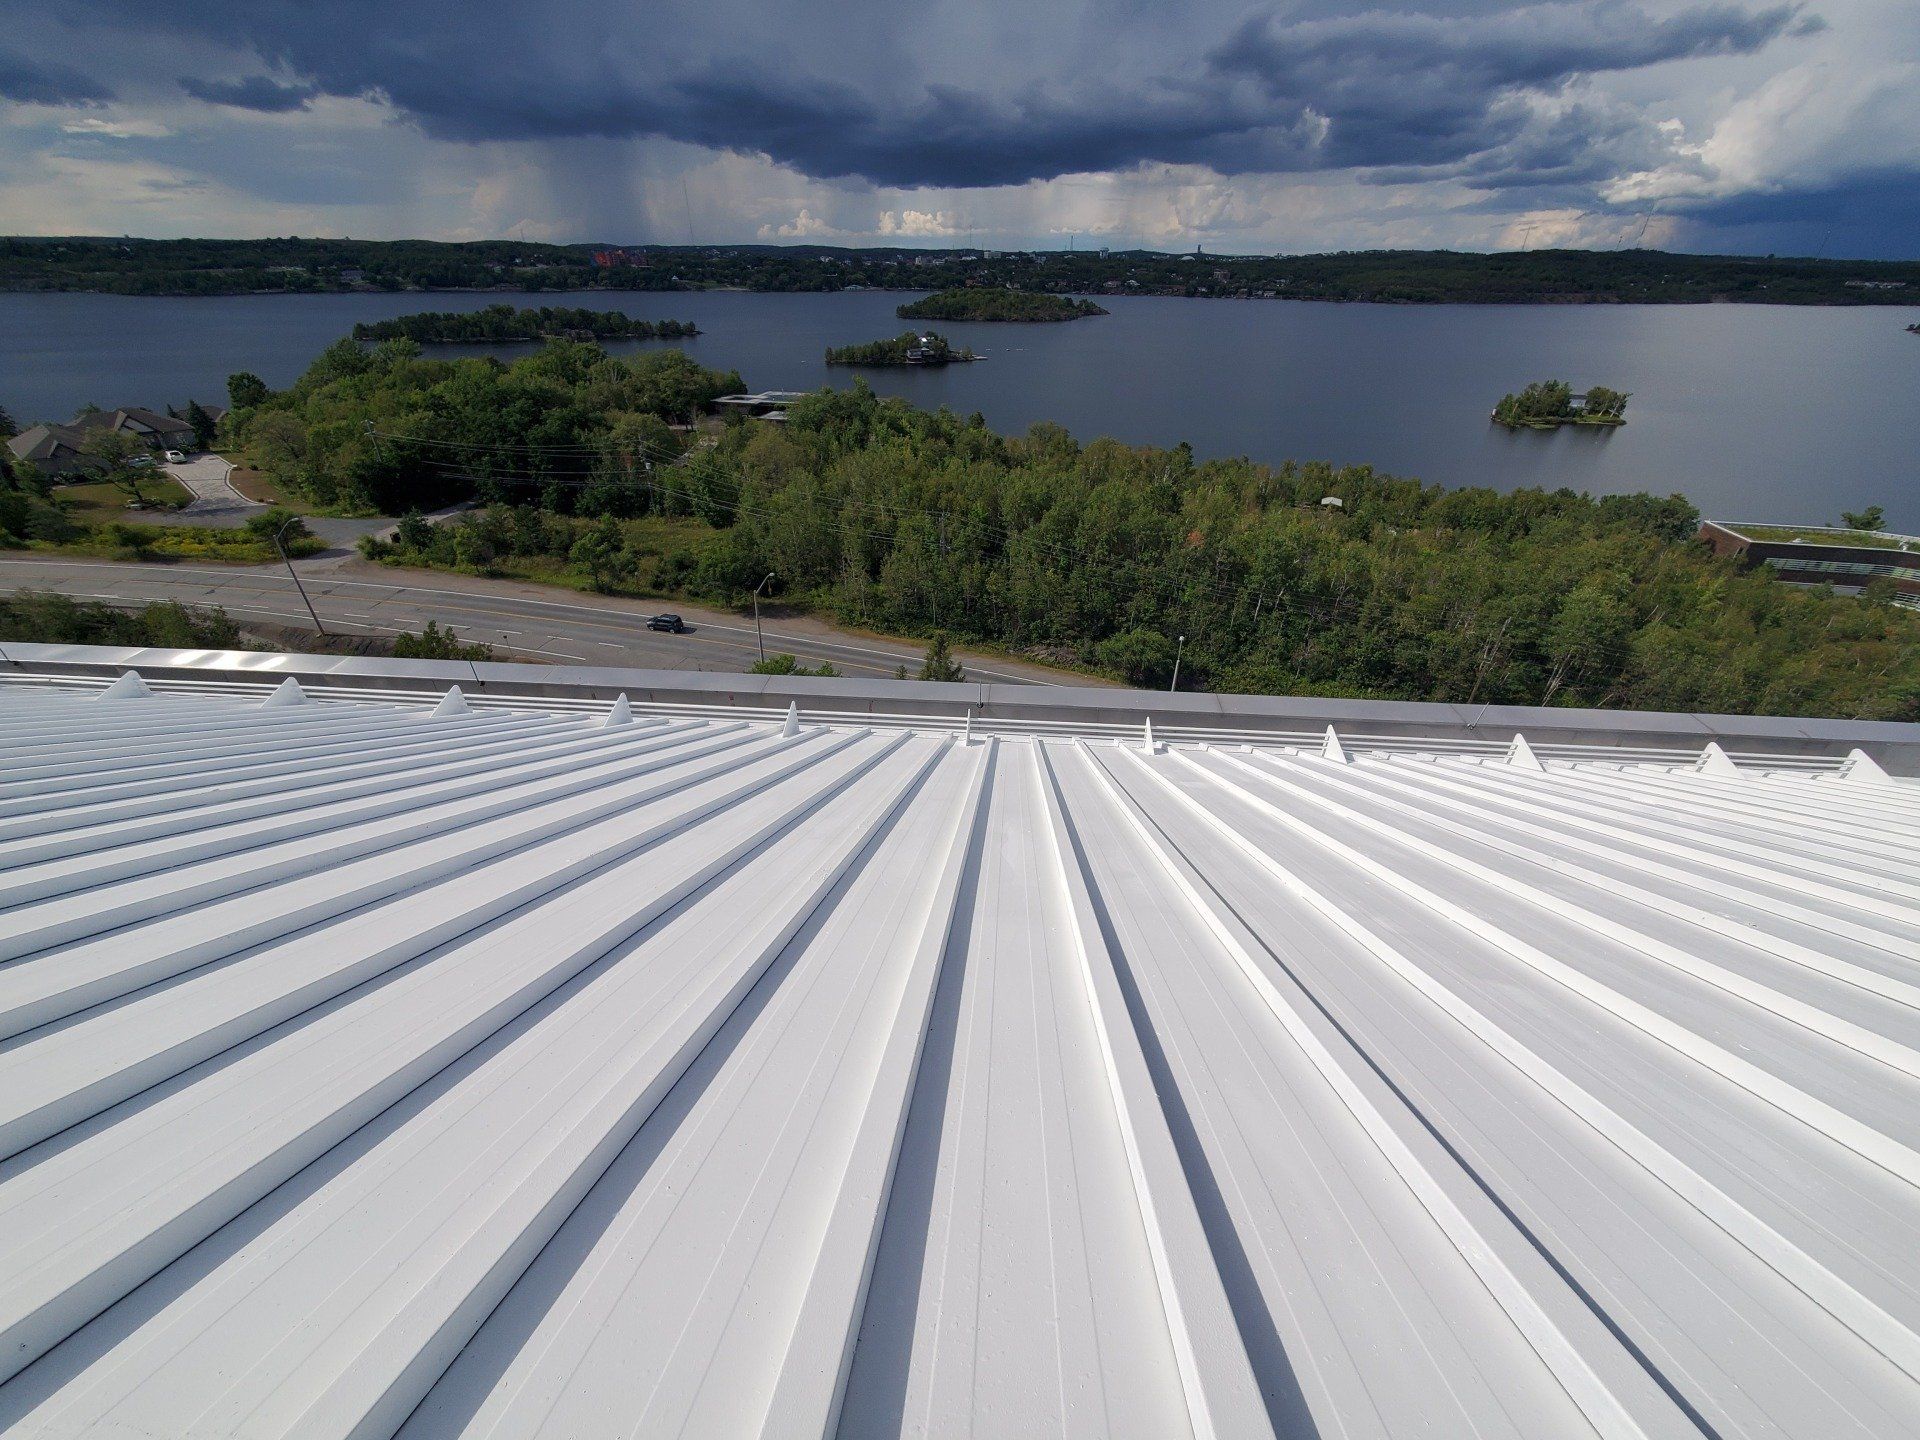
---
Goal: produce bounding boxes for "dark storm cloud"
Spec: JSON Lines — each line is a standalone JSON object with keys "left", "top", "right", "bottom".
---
{"left": 1671, "top": 166, "right": 1920, "bottom": 248}
{"left": 0, "top": 47, "right": 114, "bottom": 106}
{"left": 29, "top": 1, "right": 1814, "bottom": 189}
{"left": 178, "top": 75, "right": 321, "bottom": 112}
{"left": 1359, "top": 94, "right": 1687, "bottom": 193}
{"left": 1208, "top": 2, "right": 1818, "bottom": 169}
{"left": 324, "top": 1, "right": 1816, "bottom": 187}
{"left": 404, "top": 63, "right": 1329, "bottom": 188}
{"left": 1406, "top": 162, "right": 1920, "bottom": 258}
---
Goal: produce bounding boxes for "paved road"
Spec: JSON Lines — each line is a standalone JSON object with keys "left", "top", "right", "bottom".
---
{"left": 0, "top": 556, "right": 1077, "bottom": 684}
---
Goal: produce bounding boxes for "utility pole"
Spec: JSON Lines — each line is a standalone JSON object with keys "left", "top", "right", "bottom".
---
{"left": 273, "top": 518, "right": 326, "bottom": 637}
{"left": 1170, "top": 634, "right": 1186, "bottom": 692}
{"left": 752, "top": 572, "right": 775, "bottom": 663}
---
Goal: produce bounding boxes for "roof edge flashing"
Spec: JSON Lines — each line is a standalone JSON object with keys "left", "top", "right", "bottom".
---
{"left": 4, "top": 643, "right": 1917, "bottom": 773}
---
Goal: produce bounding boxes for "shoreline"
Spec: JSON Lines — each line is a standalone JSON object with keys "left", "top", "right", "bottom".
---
{"left": 7, "top": 284, "right": 1919, "bottom": 309}
{"left": 1491, "top": 414, "right": 1627, "bottom": 430}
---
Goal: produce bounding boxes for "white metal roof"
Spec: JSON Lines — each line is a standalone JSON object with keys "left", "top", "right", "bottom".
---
{"left": 0, "top": 677, "right": 1917, "bottom": 1439}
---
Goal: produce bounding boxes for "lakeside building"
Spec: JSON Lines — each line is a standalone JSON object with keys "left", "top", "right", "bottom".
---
{"left": 70, "top": 406, "right": 198, "bottom": 450}
{"left": 1699, "top": 519, "right": 1920, "bottom": 609}
{"left": 4, "top": 423, "right": 90, "bottom": 479}
{"left": 7, "top": 406, "right": 215, "bottom": 479}
{"left": 0, "top": 647, "right": 1916, "bottom": 1437}
{"left": 710, "top": 389, "right": 810, "bottom": 421}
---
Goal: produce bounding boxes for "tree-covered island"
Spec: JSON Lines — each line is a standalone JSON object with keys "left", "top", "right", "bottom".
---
{"left": 1493, "top": 380, "right": 1629, "bottom": 429}
{"left": 351, "top": 305, "right": 698, "bottom": 343}
{"left": 897, "top": 289, "right": 1107, "bottom": 322}
{"left": 825, "top": 331, "right": 976, "bottom": 366}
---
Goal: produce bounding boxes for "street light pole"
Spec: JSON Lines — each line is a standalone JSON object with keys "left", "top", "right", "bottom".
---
{"left": 273, "top": 518, "right": 327, "bottom": 638}
{"left": 752, "top": 572, "right": 775, "bottom": 663}
{"left": 1170, "top": 634, "right": 1186, "bottom": 692}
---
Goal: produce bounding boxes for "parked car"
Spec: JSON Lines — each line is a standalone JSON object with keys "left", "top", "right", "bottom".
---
{"left": 127, "top": 455, "right": 155, "bottom": 468}
{"left": 163, "top": 449, "right": 187, "bottom": 464}
{"left": 647, "top": 613, "right": 687, "bottom": 633}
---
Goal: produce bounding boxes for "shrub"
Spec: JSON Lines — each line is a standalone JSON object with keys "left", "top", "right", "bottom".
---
{"left": 749, "top": 653, "right": 840, "bottom": 676}
{"left": 917, "top": 631, "right": 966, "bottom": 682}
{"left": 391, "top": 620, "right": 493, "bottom": 660}
{"left": 245, "top": 507, "right": 312, "bottom": 545}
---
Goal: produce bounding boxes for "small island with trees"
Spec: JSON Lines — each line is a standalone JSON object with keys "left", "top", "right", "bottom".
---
{"left": 351, "top": 304, "right": 698, "bottom": 344}
{"left": 897, "top": 289, "right": 1106, "bottom": 322}
{"left": 825, "top": 331, "right": 977, "bottom": 367}
{"left": 1492, "top": 379, "right": 1629, "bottom": 429}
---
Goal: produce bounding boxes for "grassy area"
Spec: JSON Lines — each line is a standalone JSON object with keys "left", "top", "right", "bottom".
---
{"left": 20, "top": 527, "right": 319, "bottom": 564}
{"left": 1734, "top": 524, "right": 1917, "bottom": 551}
{"left": 228, "top": 464, "right": 324, "bottom": 514}
{"left": 53, "top": 477, "right": 194, "bottom": 525}
{"left": 229, "top": 453, "right": 383, "bottom": 517}
{"left": 371, "top": 514, "right": 718, "bottom": 599}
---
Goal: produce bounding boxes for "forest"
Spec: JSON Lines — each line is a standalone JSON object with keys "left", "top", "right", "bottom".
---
{"left": 352, "top": 305, "right": 698, "bottom": 343}
{"left": 7, "top": 237, "right": 1918, "bottom": 305}
{"left": 896, "top": 290, "right": 1106, "bottom": 321}
{"left": 214, "top": 335, "right": 1920, "bottom": 719}
{"left": 227, "top": 337, "right": 741, "bottom": 513}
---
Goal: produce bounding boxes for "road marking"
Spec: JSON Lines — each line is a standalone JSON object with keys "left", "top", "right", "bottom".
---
{"left": 0, "top": 558, "right": 1051, "bottom": 682}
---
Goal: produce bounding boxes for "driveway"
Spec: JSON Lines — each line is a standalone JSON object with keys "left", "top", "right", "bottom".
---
{"left": 161, "top": 454, "right": 259, "bottom": 522}
{"left": 147, "top": 457, "right": 396, "bottom": 554}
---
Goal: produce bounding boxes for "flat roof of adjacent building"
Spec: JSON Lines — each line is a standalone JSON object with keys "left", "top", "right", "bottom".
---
{"left": 1704, "top": 519, "right": 1920, "bottom": 554}
{"left": 0, "top": 657, "right": 1917, "bottom": 1437}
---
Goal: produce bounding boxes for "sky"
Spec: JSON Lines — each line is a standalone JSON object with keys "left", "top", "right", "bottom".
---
{"left": 0, "top": 0, "right": 1914, "bottom": 258}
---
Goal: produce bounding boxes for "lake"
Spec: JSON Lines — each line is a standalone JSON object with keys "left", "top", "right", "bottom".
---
{"left": 4, "top": 289, "right": 1916, "bottom": 527}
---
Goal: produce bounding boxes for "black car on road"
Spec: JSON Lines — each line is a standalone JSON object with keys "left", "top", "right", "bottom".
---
{"left": 647, "top": 613, "right": 687, "bottom": 633}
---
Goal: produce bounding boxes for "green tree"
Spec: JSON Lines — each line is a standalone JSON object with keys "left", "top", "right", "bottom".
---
{"left": 917, "top": 631, "right": 966, "bottom": 682}
{"left": 395, "top": 510, "right": 433, "bottom": 551}
{"left": 1095, "top": 626, "right": 1176, "bottom": 686}
{"left": 81, "top": 430, "right": 156, "bottom": 506}
{"left": 184, "top": 399, "right": 219, "bottom": 450}
{"left": 569, "top": 516, "right": 635, "bottom": 591}
{"left": 1581, "top": 386, "right": 1629, "bottom": 419}
{"left": 452, "top": 525, "right": 496, "bottom": 573}
{"left": 1541, "top": 574, "right": 1633, "bottom": 705}
{"left": 227, "top": 372, "right": 270, "bottom": 410}
{"left": 1841, "top": 505, "right": 1886, "bottom": 532}
{"left": 244, "top": 507, "right": 312, "bottom": 547}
